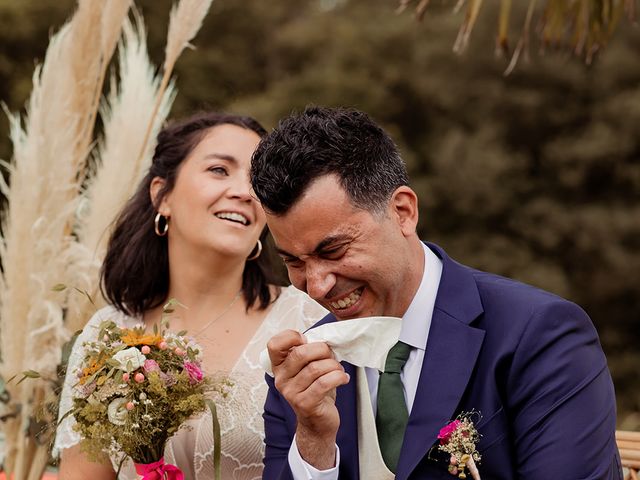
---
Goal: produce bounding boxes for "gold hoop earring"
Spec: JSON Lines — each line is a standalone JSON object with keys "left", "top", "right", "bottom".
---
{"left": 154, "top": 213, "right": 169, "bottom": 236}
{"left": 247, "top": 239, "right": 262, "bottom": 261}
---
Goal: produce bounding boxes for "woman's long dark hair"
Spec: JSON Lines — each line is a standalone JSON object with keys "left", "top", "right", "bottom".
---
{"left": 101, "top": 112, "right": 277, "bottom": 317}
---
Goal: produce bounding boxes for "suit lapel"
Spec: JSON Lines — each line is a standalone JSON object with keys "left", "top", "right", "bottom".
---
{"left": 336, "top": 362, "right": 359, "bottom": 478}
{"left": 395, "top": 244, "right": 486, "bottom": 480}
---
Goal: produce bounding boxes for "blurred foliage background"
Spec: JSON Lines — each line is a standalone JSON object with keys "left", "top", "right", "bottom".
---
{"left": 0, "top": 0, "right": 638, "bottom": 426}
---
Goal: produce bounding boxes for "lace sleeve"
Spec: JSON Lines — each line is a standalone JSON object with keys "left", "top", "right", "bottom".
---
{"left": 52, "top": 306, "right": 123, "bottom": 457}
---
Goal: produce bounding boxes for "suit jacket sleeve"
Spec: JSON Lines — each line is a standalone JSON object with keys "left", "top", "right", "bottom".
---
{"left": 507, "top": 299, "right": 621, "bottom": 479}
{"left": 263, "top": 373, "right": 296, "bottom": 480}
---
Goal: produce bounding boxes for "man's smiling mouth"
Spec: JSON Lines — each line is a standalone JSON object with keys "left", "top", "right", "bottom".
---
{"left": 329, "top": 287, "right": 364, "bottom": 310}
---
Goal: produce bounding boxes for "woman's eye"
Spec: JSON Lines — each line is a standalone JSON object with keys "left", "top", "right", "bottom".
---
{"left": 208, "top": 166, "right": 228, "bottom": 176}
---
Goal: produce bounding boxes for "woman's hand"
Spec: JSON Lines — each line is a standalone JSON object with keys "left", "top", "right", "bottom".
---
{"left": 59, "top": 445, "right": 116, "bottom": 480}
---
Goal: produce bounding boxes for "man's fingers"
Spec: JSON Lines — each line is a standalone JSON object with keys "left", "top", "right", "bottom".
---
{"left": 289, "top": 369, "right": 350, "bottom": 415}
{"left": 304, "top": 369, "right": 350, "bottom": 402}
{"left": 279, "top": 358, "right": 344, "bottom": 397}
{"left": 266, "top": 329, "right": 306, "bottom": 368}
{"left": 277, "top": 341, "right": 334, "bottom": 377}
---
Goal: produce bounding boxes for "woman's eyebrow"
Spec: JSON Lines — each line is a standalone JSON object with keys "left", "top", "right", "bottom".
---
{"left": 202, "top": 153, "right": 238, "bottom": 164}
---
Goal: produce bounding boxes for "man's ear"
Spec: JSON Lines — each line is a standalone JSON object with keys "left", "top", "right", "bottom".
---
{"left": 389, "top": 186, "right": 419, "bottom": 237}
{"left": 150, "top": 177, "right": 170, "bottom": 215}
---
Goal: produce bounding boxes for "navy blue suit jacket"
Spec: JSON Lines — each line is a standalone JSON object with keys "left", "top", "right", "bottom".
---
{"left": 262, "top": 243, "right": 621, "bottom": 479}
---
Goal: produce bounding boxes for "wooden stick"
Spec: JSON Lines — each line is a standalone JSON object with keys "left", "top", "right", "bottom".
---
{"left": 618, "top": 431, "right": 640, "bottom": 442}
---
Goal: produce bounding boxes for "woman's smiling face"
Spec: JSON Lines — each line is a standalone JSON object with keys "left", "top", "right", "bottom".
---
{"left": 155, "top": 123, "right": 266, "bottom": 259}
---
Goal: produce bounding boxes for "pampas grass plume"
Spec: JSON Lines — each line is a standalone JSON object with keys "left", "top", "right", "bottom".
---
{"left": 133, "top": 0, "right": 213, "bottom": 188}
{"left": 165, "top": 0, "right": 214, "bottom": 70}
{"left": 67, "top": 11, "right": 176, "bottom": 333}
{"left": 0, "top": 1, "right": 212, "bottom": 477}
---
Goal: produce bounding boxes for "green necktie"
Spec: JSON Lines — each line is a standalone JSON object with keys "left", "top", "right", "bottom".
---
{"left": 376, "top": 340, "right": 413, "bottom": 473}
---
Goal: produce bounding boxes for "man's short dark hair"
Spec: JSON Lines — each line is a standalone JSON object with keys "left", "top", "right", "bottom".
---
{"left": 250, "top": 106, "right": 409, "bottom": 215}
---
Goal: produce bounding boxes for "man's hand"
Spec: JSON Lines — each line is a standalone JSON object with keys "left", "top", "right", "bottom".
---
{"left": 267, "top": 329, "right": 350, "bottom": 470}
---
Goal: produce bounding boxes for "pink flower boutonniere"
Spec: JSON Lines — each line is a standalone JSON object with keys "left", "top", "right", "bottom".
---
{"left": 437, "top": 412, "right": 482, "bottom": 480}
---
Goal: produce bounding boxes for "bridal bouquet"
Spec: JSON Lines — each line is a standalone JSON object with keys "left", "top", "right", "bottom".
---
{"left": 64, "top": 310, "right": 225, "bottom": 479}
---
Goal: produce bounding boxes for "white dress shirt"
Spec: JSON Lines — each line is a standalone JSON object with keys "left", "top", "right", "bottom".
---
{"left": 288, "top": 243, "right": 443, "bottom": 479}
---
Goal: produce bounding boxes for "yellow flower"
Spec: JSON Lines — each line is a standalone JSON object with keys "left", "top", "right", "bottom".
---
{"left": 120, "top": 329, "right": 163, "bottom": 347}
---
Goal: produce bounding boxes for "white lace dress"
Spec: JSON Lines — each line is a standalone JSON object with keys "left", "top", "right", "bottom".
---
{"left": 54, "top": 286, "right": 327, "bottom": 479}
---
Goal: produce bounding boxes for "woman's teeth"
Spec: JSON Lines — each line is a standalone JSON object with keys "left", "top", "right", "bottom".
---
{"left": 330, "top": 289, "right": 362, "bottom": 310}
{"left": 215, "top": 212, "right": 249, "bottom": 225}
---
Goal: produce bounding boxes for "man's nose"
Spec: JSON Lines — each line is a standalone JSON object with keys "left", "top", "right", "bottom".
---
{"left": 304, "top": 261, "right": 336, "bottom": 301}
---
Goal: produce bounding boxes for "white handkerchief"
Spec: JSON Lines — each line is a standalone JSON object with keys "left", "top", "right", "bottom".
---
{"left": 260, "top": 316, "right": 402, "bottom": 376}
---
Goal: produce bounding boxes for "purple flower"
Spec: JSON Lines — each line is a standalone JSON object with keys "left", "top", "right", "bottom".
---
{"left": 161, "top": 371, "right": 177, "bottom": 386}
{"left": 183, "top": 361, "right": 203, "bottom": 384}
{"left": 77, "top": 381, "right": 97, "bottom": 398}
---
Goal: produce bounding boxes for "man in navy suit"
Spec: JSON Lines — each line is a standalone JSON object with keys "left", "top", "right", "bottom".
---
{"left": 250, "top": 106, "right": 621, "bottom": 479}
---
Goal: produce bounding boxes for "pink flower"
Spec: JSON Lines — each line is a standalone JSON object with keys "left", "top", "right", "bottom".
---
{"left": 184, "top": 361, "right": 203, "bottom": 384}
{"left": 174, "top": 347, "right": 185, "bottom": 356}
{"left": 126, "top": 401, "right": 135, "bottom": 411}
{"left": 438, "top": 419, "right": 462, "bottom": 444}
{"left": 134, "top": 372, "right": 145, "bottom": 383}
{"left": 122, "top": 372, "right": 130, "bottom": 382}
{"left": 141, "top": 345, "right": 151, "bottom": 355}
{"left": 158, "top": 341, "right": 168, "bottom": 350}
{"left": 144, "top": 359, "right": 160, "bottom": 373}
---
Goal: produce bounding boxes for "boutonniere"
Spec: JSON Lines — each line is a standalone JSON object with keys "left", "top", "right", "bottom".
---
{"left": 437, "top": 412, "right": 482, "bottom": 480}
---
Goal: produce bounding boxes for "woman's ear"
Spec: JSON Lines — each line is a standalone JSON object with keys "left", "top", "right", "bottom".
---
{"left": 389, "top": 186, "right": 419, "bottom": 237}
{"left": 150, "top": 177, "right": 170, "bottom": 215}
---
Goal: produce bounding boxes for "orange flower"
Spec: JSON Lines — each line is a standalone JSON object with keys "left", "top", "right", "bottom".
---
{"left": 120, "top": 329, "right": 163, "bottom": 347}
{"left": 79, "top": 360, "right": 104, "bottom": 385}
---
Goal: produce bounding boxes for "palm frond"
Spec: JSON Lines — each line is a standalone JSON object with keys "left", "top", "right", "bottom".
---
{"left": 453, "top": 0, "right": 484, "bottom": 53}
{"left": 399, "top": 0, "right": 637, "bottom": 71}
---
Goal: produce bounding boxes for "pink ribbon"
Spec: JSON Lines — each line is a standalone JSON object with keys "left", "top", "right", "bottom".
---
{"left": 134, "top": 457, "right": 184, "bottom": 480}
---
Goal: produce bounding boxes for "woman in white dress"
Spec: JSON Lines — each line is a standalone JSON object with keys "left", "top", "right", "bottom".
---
{"left": 55, "top": 112, "right": 327, "bottom": 479}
